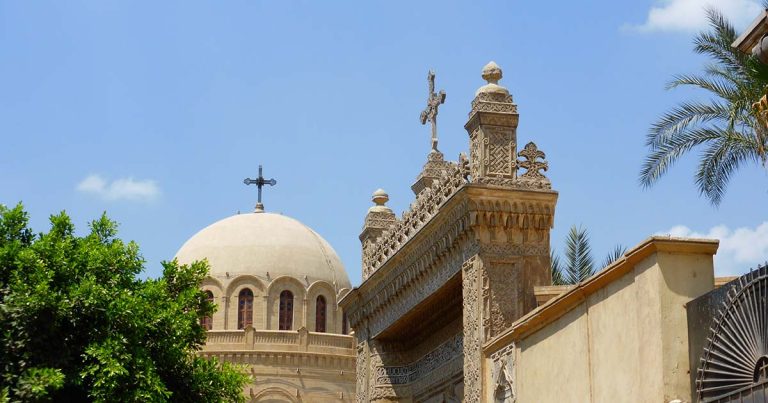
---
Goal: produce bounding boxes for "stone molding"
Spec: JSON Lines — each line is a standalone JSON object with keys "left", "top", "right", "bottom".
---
{"left": 199, "top": 350, "right": 355, "bottom": 370}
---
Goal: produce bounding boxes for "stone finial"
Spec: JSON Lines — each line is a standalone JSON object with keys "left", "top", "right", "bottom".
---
{"left": 372, "top": 189, "right": 388, "bottom": 206}
{"left": 476, "top": 61, "right": 510, "bottom": 96}
{"left": 369, "top": 189, "right": 393, "bottom": 214}
{"left": 360, "top": 188, "right": 398, "bottom": 279}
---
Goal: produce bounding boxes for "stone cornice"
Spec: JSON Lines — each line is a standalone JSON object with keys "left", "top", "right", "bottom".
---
{"left": 484, "top": 236, "right": 720, "bottom": 352}
{"left": 341, "top": 185, "right": 558, "bottom": 339}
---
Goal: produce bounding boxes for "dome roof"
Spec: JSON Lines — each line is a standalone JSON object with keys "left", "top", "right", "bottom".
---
{"left": 175, "top": 212, "right": 351, "bottom": 290}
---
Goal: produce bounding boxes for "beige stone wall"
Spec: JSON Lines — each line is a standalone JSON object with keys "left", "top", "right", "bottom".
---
{"left": 202, "top": 328, "right": 356, "bottom": 402}
{"left": 486, "top": 238, "right": 717, "bottom": 403}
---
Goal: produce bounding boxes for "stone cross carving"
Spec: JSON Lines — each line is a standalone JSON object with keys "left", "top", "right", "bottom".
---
{"left": 243, "top": 165, "right": 277, "bottom": 212}
{"left": 419, "top": 70, "right": 446, "bottom": 152}
{"left": 516, "top": 142, "right": 548, "bottom": 179}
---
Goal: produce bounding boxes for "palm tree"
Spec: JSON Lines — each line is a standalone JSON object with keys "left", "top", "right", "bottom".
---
{"left": 640, "top": 9, "right": 768, "bottom": 206}
{"left": 551, "top": 226, "right": 627, "bottom": 285}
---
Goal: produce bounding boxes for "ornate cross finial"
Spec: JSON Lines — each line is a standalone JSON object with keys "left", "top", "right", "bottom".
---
{"left": 243, "top": 165, "right": 277, "bottom": 213}
{"left": 419, "top": 70, "right": 446, "bottom": 152}
{"left": 516, "top": 142, "right": 548, "bottom": 179}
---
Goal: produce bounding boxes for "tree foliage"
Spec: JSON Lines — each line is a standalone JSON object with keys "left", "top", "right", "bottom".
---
{"left": 640, "top": 9, "right": 768, "bottom": 206}
{"left": 0, "top": 203, "right": 247, "bottom": 402}
{"left": 551, "top": 226, "right": 626, "bottom": 285}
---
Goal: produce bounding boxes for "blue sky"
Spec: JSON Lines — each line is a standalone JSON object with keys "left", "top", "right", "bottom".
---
{"left": 1, "top": 0, "right": 767, "bottom": 285}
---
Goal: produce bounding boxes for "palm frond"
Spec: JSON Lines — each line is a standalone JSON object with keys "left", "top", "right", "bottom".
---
{"left": 564, "top": 225, "right": 594, "bottom": 284}
{"left": 695, "top": 129, "right": 761, "bottom": 205}
{"left": 648, "top": 101, "right": 732, "bottom": 148}
{"left": 601, "top": 245, "right": 627, "bottom": 269}
{"left": 640, "top": 127, "right": 727, "bottom": 188}
{"left": 667, "top": 74, "right": 739, "bottom": 100}
{"left": 641, "top": 7, "right": 767, "bottom": 204}
{"left": 550, "top": 251, "right": 566, "bottom": 286}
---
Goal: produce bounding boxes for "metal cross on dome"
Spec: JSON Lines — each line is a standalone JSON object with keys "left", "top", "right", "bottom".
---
{"left": 243, "top": 165, "right": 277, "bottom": 212}
{"left": 419, "top": 70, "right": 446, "bottom": 152}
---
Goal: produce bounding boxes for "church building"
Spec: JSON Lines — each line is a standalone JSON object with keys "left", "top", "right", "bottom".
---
{"left": 176, "top": 60, "right": 768, "bottom": 402}
{"left": 174, "top": 193, "right": 357, "bottom": 402}
{"left": 339, "top": 62, "right": 768, "bottom": 403}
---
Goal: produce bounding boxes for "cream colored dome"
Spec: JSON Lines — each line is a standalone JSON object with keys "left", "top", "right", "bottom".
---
{"left": 175, "top": 212, "right": 351, "bottom": 290}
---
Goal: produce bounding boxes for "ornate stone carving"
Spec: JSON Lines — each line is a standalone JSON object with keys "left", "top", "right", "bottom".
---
{"left": 462, "top": 256, "right": 482, "bottom": 402}
{"left": 490, "top": 344, "right": 516, "bottom": 403}
{"left": 362, "top": 161, "right": 469, "bottom": 278}
{"left": 516, "top": 142, "right": 549, "bottom": 182}
{"left": 486, "top": 126, "right": 515, "bottom": 177}
{"left": 465, "top": 62, "right": 519, "bottom": 184}
{"left": 411, "top": 150, "right": 457, "bottom": 196}
{"left": 470, "top": 92, "right": 517, "bottom": 115}
{"left": 356, "top": 342, "right": 368, "bottom": 403}
{"left": 374, "top": 334, "right": 463, "bottom": 386}
{"left": 345, "top": 62, "right": 558, "bottom": 403}
{"left": 484, "top": 263, "right": 519, "bottom": 340}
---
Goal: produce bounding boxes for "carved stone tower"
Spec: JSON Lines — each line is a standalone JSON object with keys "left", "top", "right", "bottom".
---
{"left": 341, "top": 62, "right": 557, "bottom": 402}
{"left": 465, "top": 61, "right": 519, "bottom": 184}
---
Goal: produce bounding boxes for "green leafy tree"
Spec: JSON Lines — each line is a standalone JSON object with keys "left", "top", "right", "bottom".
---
{"left": 551, "top": 226, "right": 627, "bottom": 285}
{"left": 640, "top": 9, "right": 768, "bottom": 206}
{"left": 0, "top": 203, "right": 248, "bottom": 402}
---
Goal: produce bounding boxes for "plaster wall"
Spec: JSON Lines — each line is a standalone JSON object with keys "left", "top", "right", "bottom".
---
{"left": 513, "top": 249, "right": 714, "bottom": 402}
{"left": 515, "top": 304, "right": 591, "bottom": 402}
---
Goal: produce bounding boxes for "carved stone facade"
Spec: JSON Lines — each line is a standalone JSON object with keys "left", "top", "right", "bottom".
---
{"left": 340, "top": 62, "right": 557, "bottom": 402}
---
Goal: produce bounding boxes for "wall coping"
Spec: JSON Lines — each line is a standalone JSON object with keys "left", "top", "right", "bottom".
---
{"left": 485, "top": 236, "right": 719, "bottom": 352}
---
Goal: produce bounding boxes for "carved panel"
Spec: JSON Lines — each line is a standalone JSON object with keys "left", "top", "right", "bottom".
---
{"left": 462, "top": 256, "right": 482, "bottom": 402}
{"left": 484, "top": 262, "right": 519, "bottom": 340}
{"left": 356, "top": 342, "right": 368, "bottom": 403}
{"left": 485, "top": 127, "right": 515, "bottom": 177}
{"left": 374, "top": 334, "right": 463, "bottom": 386}
{"left": 490, "top": 343, "right": 516, "bottom": 403}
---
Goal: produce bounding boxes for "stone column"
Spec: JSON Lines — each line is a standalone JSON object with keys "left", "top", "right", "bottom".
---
{"left": 464, "top": 61, "right": 519, "bottom": 185}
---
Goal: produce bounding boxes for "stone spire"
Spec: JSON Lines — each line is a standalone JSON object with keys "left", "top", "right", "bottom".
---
{"left": 464, "top": 61, "right": 519, "bottom": 186}
{"left": 359, "top": 189, "right": 397, "bottom": 280}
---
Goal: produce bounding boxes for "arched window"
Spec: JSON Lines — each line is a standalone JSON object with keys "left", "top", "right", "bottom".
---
{"left": 238, "top": 288, "right": 253, "bottom": 329}
{"left": 342, "top": 311, "right": 348, "bottom": 335}
{"left": 278, "top": 290, "right": 294, "bottom": 331}
{"left": 201, "top": 290, "right": 214, "bottom": 330}
{"left": 315, "top": 295, "right": 327, "bottom": 333}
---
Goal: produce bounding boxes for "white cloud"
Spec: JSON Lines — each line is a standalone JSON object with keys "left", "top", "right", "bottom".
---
{"left": 77, "top": 174, "right": 160, "bottom": 202}
{"left": 658, "top": 222, "right": 768, "bottom": 276}
{"left": 625, "top": 0, "right": 761, "bottom": 33}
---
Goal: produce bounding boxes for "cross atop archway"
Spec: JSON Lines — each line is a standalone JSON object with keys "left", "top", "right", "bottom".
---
{"left": 419, "top": 70, "right": 446, "bottom": 152}
{"left": 243, "top": 165, "right": 277, "bottom": 212}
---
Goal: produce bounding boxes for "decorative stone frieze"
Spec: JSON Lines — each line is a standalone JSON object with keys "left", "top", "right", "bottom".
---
{"left": 362, "top": 161, "right": 469, "bottom": 279}
{"left": 462, "top": 256, "right": 483, "bottom": 402}
{"left": 375, "top": 334, "right": 463, "bottom": 386}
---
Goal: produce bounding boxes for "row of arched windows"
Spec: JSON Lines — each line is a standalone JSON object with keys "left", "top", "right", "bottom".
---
{"left": 202, "top": 289, "right": 339, "bottom": 333}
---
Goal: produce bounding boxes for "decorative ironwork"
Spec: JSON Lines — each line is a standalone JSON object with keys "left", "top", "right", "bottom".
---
{"left": 697, "top": 264, "right": 768, "bottom": 401}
